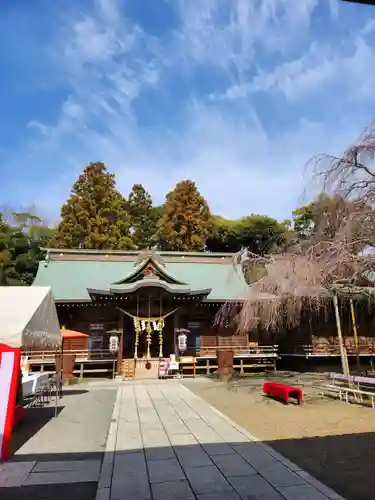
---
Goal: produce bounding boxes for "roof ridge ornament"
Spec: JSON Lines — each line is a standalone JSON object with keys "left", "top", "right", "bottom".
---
{"left": 135, "top": 248, "right": 165, "bottom": 267}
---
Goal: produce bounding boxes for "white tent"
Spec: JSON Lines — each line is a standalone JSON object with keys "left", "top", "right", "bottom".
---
{"left": 0, "top": 286, "right": 62, "bottom": 349}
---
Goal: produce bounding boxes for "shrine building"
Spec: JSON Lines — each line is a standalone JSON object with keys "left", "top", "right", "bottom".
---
{"left": 32, "top": 248, "right": 271, "bottom": 374}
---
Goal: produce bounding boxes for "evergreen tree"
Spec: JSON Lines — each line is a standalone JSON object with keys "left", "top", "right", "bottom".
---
{"left": 206, "top": 214, "right": 292, "bottom": 254}
{"left": 50, "top": 162, "right": 134, "bottom": 249}
{"left": 128, "top": 184, "right": 157, "bottom": 249}
{"left": 0, "top": 213, "right": 11, "bottom": 285}
{"left": 155, "top": 180, "right": 212, "bottom": 251}
{"left": 0, "top": 211, "right": 54, "bottom": 285}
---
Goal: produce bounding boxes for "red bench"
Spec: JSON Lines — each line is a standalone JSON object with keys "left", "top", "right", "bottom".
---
{"left": 263, "top": 382, "right": 302, "bottom": 404}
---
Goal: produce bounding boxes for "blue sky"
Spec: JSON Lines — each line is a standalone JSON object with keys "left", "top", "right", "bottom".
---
{"left": 1, "top": 0, "right": 375, "bottom": 223}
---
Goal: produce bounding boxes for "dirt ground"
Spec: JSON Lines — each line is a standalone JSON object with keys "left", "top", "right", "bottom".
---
{"left": 185, "top": 372, "right": 375, "bottom": 500}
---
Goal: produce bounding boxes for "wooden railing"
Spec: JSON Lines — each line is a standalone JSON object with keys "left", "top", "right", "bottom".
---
{"left": 307, "top": 344, "right": 375, "bottom": 356}
{"left": 281, "top": 344, "right": 375, "bottom": 357}
{"left": 199, "top": 335, "right": 249, "bottom": 356}
{"left": 196, "top": 345, "right": 279, "bottom": 358}
{"left": 23, "top": 345, "right": 279, "bottom": 362}
{"left": 22, "top": 349, "right": 116, "bottom": 363}
{"left": 178, "top": 346, "right": 278, "bottom": 377}
{"left": 22, "top": 349, "right": 117, "bottom": 378}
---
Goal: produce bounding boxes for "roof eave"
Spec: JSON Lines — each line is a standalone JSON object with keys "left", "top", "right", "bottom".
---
{"left": 203, "top": 298, "right": 245, "bottom": 303}
{"left": 87, "top": 288, "right": 112, "bottom": 296}
{"left": 42, "top": 248, "right": 238, "bottom": 258}
{"left": 55, "top": 298, "right": 92, "bottom": 304}
{"left": 109, "top": 283, "right": 211, "bottom": 295}
{"left": 87, "top": 282, "right": 212, "bottom": 296}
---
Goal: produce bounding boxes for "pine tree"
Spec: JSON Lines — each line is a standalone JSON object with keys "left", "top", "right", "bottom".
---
{"left": 128, "top": 184, "right": 157, "bottom": 249}
{"left": 0, "top": 213, "right": 11, "bottom": 284}
{"left": 155, "top": 180, "right": 212, "bottom": 251}
{"left": 50, "top": 162, "right": 134, "bottom": 249}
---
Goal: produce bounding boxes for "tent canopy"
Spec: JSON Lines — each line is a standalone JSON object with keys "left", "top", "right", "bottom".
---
{"left": 61, "top": 329, "right": 88, "bottom": 339}
{"left": 0, "top": 286, "right": 62, "bottom": 349}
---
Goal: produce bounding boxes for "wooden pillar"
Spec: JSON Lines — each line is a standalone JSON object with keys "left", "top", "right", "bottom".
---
{"left": 146, "top": 330, "right": 151, "bottom": 360}
{"left": 158, "top": 330, "right": 163, "bottom": 359}
{"left": 333, "top": 293, "right": 349, "bottom": 376}
{"left": 173, "top": 311, "right": 180, "bottom": 357}
{"left": 350, "top": 299, "right": 361, "bottom": 372}
{"left": 116, "top": 312, "right": 124, "bottom": 375}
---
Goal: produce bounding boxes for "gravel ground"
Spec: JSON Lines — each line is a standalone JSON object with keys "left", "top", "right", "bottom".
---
{"left": 1, "top": 385, "right": 117, "bottom": 500}
{"left": 185, "top": 372, "right": 375, "bottom": 500}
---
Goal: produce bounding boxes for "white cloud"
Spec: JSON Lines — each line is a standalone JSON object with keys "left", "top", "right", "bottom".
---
{"left": 212, "top": 28, "right": 375, "bottom": 105}
{"left": 174, "top": 0, "right": 318, "bottom": 72}
{"left": 248, "top": 36, "right": 375, "bottom": 103}
{"left": 2, "top": 0, "right": 375, "bottom": 224}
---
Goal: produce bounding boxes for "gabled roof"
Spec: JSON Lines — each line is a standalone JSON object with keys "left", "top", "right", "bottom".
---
{"left": 33, "top": 249, "right": 249, "bottom": 302}
{"left": 114, "top": 257, "right": 186, "bottom": 285}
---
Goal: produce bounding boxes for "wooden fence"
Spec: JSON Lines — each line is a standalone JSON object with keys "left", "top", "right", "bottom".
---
{"left": 22, "top": 349, "right": 115, "bottom": 363}
{"left": 196, "top": 344, "right": 278, "bottom": 358}
{"left": 199, "top": 335, "right": 249, "bottom": 356}
{"left": 22, "top": 349, "right": 117, "bottom": 378}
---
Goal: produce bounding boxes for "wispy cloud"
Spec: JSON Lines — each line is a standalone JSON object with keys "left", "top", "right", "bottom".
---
{"left": 1, "top": 0, "right": 375, "bottom": 222}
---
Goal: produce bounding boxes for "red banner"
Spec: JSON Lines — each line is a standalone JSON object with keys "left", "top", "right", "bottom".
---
{"left": 0, "top": 344, "right": 20, "bottom": 461}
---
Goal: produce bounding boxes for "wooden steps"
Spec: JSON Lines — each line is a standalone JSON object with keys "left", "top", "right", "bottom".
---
{"left": 122, "top": 359, "right": 135, "bottom": 380}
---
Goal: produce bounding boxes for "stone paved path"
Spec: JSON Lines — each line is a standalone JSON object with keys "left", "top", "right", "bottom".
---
{"left": 1, "top": 386, "right": 116, "bottom": 499}
{"left": 98, "top": 381, "right": 345, "bottom": 500}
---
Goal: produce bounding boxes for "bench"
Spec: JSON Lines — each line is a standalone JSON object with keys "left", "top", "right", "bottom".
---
{"left": 320, "top": 383, "right": 354, "bottom": 403}
{"left": 179, "top": 356, "right": 196, "bottom": 378}
{"left": 263, "top": 382, "right": 302, "bottom": 404}
{"left": 321, "top": 373, "right": 375, "bottom": 408}
{"left": 321, "top": 373, "right": 358, "bottom": 403}
{"left": 330, "top": 373, "right": 355, "bottom": 384}
{"left": 352, "top": 375, "right": 375, "bottom": 408}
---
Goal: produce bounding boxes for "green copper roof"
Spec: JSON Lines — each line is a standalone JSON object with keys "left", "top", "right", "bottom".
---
{"left": 33, "top": 250, "right": 248, "bottom": 302}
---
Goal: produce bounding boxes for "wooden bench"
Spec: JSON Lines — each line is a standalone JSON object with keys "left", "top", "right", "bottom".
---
{"left": 263, "top": 382, "right": 302, "bottom": 404}
{"left": 179, "top": 356, "right": 196, "bottom": 378}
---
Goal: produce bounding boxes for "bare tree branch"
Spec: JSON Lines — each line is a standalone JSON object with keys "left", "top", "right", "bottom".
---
{"left": 217, "top": 123, "right": 375, "bottom": 333}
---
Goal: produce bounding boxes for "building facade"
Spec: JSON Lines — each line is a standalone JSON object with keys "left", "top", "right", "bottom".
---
{"left": 33, "top": 249, "right": 251, "bottom": 364}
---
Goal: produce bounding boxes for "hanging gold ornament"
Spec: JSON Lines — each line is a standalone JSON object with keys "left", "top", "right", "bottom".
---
{"left": 146, "top": 320, "right": 152, "bottom": 344}
{"left": 135, "top": 319, "right": 140, "bottom": 346}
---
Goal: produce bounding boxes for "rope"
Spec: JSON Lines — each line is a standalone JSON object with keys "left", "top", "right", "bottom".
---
{"left": 115, "top": 306, "right": 179, "bottom": 322}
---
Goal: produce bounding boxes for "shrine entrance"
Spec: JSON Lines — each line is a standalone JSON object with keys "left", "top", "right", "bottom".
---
{"left": 121, "top": 300, "right": 177, "bottom": 360}
{"left": 85, "top": 252, "right": 212, "bottom": 375}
